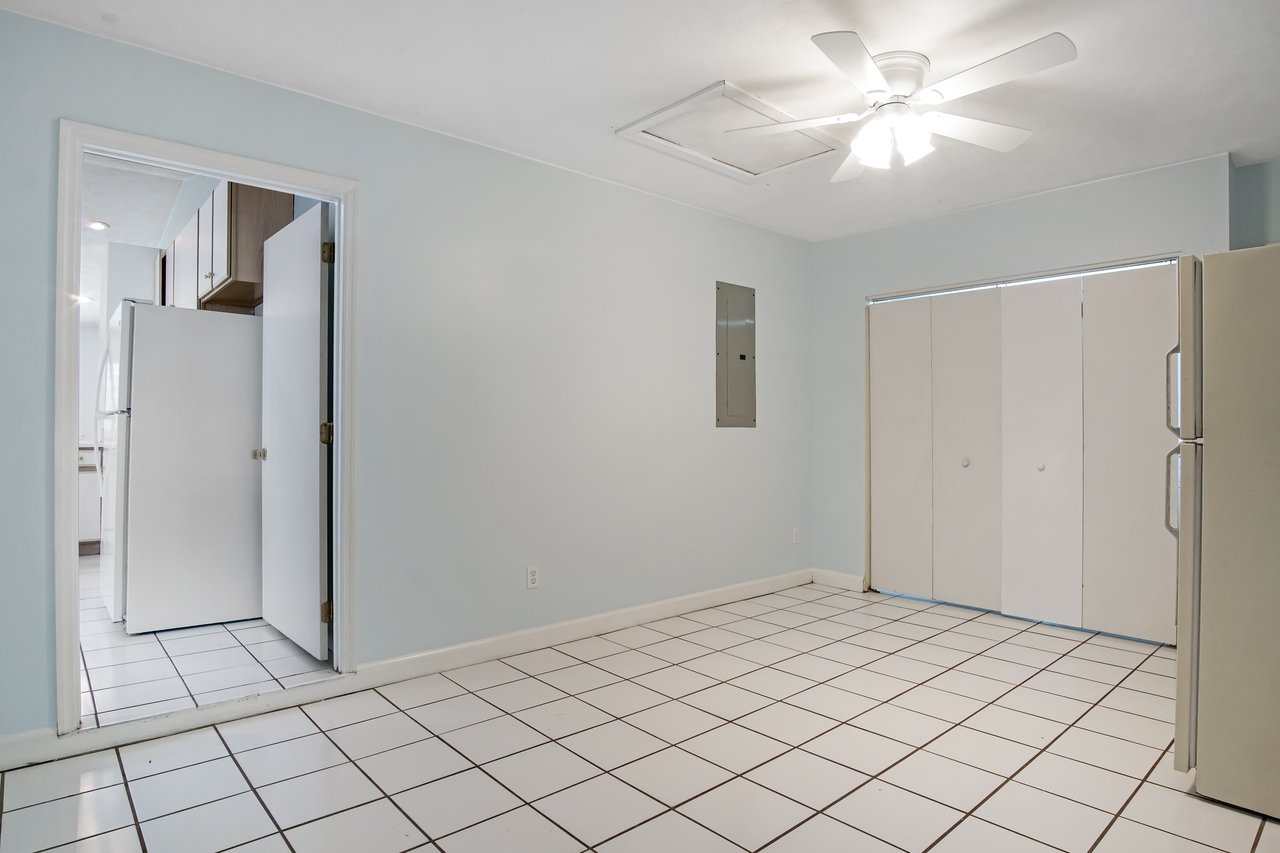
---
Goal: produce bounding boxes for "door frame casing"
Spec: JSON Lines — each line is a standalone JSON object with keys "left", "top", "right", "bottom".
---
{"left": 54, "top": 120, "right": 359, "bottom": 736}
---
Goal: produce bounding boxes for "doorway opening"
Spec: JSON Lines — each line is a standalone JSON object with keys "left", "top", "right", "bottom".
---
{"left": 56, "top": 122, "right": 356, "bottom": 735}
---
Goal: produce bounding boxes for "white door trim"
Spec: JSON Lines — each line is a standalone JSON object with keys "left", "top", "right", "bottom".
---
{"left": 54, "top": 120, "right": 360, "bottom": 736}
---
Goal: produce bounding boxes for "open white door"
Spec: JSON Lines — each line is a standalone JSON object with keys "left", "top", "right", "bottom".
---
{"left": 262, "top": 204, "right": 331, "bottom": 661}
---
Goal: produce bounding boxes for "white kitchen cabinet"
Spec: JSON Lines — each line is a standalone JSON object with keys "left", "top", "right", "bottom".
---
{"left": 869, "top": 297, "right": 933, "bottom": 598}
{"left": 77, "top": 467, "right": 100, "bottom": 542}
{"left": 1083, "top": 264, "right": 1179, "bottom": 643}
{"left": 1001, "top": 278, "right": 1083, "bottom": 627}
{"left": 197, "top": 192, "right": 215, "bottom": 299}
{"left": 931, "top": 289, "right": 1002, "bottom": 610}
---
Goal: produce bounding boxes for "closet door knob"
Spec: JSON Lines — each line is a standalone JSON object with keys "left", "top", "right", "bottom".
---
{"left": 1036, "top": 463, "right": 1046, "bottom": 472}
{"left": 961, "top": 458, "right": 970, "bottom": 468}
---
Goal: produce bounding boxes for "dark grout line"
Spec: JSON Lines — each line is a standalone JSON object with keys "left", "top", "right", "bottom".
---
{"left": 211, "top": 725, "right": 299, "bottom": 853}
{"left": 112, "top": 749, "right": 149, "bottom": 853}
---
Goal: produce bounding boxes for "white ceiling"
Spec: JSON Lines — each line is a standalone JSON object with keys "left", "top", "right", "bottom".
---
{"left": 11, "top": 0, "right": 1280, "bottom": 241}
{"left": 80, "top": 155, "right": 185, "bottom": 326}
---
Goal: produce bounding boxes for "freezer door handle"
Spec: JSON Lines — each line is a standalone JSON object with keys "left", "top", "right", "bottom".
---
{"left": 1164, "top": 447, "right": 1179, "bottom": 536}
{"left": 1166, "top": 346, "right": 1180, "bottom": 436}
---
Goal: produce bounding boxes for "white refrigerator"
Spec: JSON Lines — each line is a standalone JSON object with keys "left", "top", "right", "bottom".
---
{"left": 96, "top": 300, "right": 265, "bottom": 633}
{"left": 1173, "top": 244, "right": 1280, "bottom": 819}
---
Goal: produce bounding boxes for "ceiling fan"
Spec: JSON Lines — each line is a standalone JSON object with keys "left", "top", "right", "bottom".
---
{"left": 729, "top": 31, "right": 1077, "bottom": 181}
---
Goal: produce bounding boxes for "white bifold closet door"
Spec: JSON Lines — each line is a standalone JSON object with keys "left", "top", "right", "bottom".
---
{"left": 931, "top": 289, "right": 1002, "bottom": 610}
{"left": 1082, "top": 264, "right": 1179, "bottom": 643}
{"left": 1001, "top": 278, "right": 1083, "bottom": 626}
{"left": 869, "top": 297, "right": 933, "bottom": 598}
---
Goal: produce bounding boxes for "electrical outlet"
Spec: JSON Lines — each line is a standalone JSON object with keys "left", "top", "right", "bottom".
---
{"left": 792, "top": 527, "right": 800, "bottom": 545}
{"left": 526, "top": 565, "right": 540, "bottom": 589}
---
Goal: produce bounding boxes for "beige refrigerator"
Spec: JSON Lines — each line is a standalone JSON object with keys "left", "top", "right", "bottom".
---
{"left": 1174, "top": 243, "right": 1280, "bottom": 819}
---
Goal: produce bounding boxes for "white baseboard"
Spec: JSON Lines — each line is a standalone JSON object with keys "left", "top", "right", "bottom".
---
{"left": 811, "top": 568, "right": 867, "bottom": 592}
{"left": 0, "top": 568, "right": 812, "bottom": 771}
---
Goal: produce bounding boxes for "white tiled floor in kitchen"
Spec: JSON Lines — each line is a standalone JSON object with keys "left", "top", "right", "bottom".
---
{"left": 9, "top": 581, "right": 1278, "bottom": 851}
{"left": 77, "top": 556, "right": 339, "bottom": 729}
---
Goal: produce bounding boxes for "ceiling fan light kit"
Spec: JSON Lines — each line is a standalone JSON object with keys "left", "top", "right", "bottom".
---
{"left": 725, "top": 29, "right": 1078, "bottom": 183}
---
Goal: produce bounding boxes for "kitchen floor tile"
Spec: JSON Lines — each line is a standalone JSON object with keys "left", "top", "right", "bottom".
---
{"left": 376, "top": 673, "right": 465, "bottom": 710}
{"left": 927, "top": 726, "right": 1037, "bottom": 776}
{"left": 257, "top": 763, "right": 381, "bottom": 828}
{"left": 477, "top": 677, "right": 568, "bottom": 712}
{"left": 219, "top": 708, "right": 318, "bottom": 753}
{"left": 611, "top": 746, "right": 733, "bottom": 806}
{"left": 802, "top": 724, "right": 915, "bottom": 775}
{"left": 235, "top": 733, "right": 349, "bottom": 787}
{"left": 577, "top": 680, "right": 667, "bottom": 716}
{"left": 302, "top": 690, "right": 397, "bottom": 731}
{"left": 558, "top": 720, "right": 666, "bottom": 769}
{"left": 326, "top": 712, "right": 431, "bottom": 759}
{"left": 882, "top": 749, "right": 1004, "bottom": 811}
{"left": 746, "top": 748, "right": 869, "bottom": 809}
{"left": 515, "top": 696, "right": 612, "bottom": 739}
{"left": 138, "top": 792, "right": 275, "bottom": 853}
{"left": 482, "top": 741, "right": 601, "bottom": 801}
{"left": 1121, "top": 782, "right": 1263, "bottom": 851}
{"left": 930, "top": 816, "right": 1058, "bottom": 852}
{"left": 437, "top": 805, "right": 583, "bottom": 853}
{"left": 355, "top": 736, "right": 471, "bottom": 794}
{"left": 119, "top": 728, "right": 226, "bottom": 780}
{"left": 0, "top": 785, "right": 134, "bottom": 852}
{"left": 440, "top": 714, "right": 548, "bottom": 763}
{"left": 393, "top": 768, "right": 521, "bottom": 838}
{"left": 284, "top": 798, "right": 427, "bottom": 853}
{"left": 680, "top": 723, "right": 790, "bottom": 773}
{"left": 976, "top": 781, "right": 1113, "bottom": 852}
{"left": 827, "top": 779, "right": 963, "bottom": 852}
{"left": 502, "top": 648, "right": 579, "bottom": 675}
{"left": 131, "top": 758, "right": 246, "bottom": 823}
{"left": 596, "top": 811, "right": 738, "bottom": 852}
{"left": 1014, "top": 751, "right": 1140, "bottom": 812}
{"left": 406, "top": 694, "right": 503, "bottom": 734}
{"left": 3, "top": 750, "right": 122, "bottom": 811}
{"left": 851, "top": 702, "right": 952, "bottom": 746}
{"left": 679, "top": 777, "right": 813, "bottom": 851}
{"left": 1094, "top": 818, "right": 1222, "bottom": 852}
{"left": 535, "top": 775, "right": 665, "bottom": 847}
{"left": 762, "top": 814, "right": 901, "bottom": 852}
{"left": 623, "top": 701, "right": 722, "bottom": 744}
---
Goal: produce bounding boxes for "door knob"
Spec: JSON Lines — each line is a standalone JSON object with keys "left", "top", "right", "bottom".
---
{"left": 961, "top": 458, "right": 970, "bottom": 468}
{"left": 1036, "top": 462, "right": 1046, "bottom": 472}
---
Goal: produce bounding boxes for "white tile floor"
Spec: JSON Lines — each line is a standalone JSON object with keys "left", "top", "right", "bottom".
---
{"left": 9, "top": 581, "right": 1276, "bottom": 851}
{"left": 78, "top": 556, "right": 338, "bottom": 729}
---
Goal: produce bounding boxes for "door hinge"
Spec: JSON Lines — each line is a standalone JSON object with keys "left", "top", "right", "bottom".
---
{"left": 320, "top": 601, "right": 333, "bottom": 624}
{"left": 321, "top": 242, "right": 336, "bottom": 263}
{"left": 251, "top": 447, "right": 267, "bottom": 461}
{"left": 320, "top": 422, "right": 334, "bottom": 445}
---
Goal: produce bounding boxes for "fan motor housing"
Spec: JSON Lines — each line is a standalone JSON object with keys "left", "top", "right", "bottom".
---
{"left": 872, "top": 50, "right": 931, "bottom": 98}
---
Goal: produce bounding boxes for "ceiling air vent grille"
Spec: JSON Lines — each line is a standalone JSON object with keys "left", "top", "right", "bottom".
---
{"left": 617, "top": 82, "right": 840, "bottom": 182}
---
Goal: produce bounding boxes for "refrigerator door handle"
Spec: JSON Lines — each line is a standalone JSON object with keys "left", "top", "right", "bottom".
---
{"left": 1174, "top": 442, "right": 1201, "bottom": 772}
{"left": 1164, "top": 447, "right": 1179, "bottom": 537}
{"left": 1166, "top": 346, "right": 1180, "bottom": 436}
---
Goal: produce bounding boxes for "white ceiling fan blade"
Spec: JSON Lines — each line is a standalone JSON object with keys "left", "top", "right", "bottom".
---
{"left": 812, "top": 31, "right": 890, "bottom": 98}
{"left": 924, "top": 33, "right": 1076, "bottom": 103}
{"left": 830, "top": 149, "right": 865, "bottom": 183}
{"left": 726, "top": 111, "right": 869, "bottom": 138}
{"left": 926, "top": 112, "right": 1032, "bottom": 152}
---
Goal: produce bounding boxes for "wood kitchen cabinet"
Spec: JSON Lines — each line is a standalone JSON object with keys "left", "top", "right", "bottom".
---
{"left": 162, "top": 181, "right": 293, "bottom": 310}
{"left": 199, "top": 181, "right": 294, "bottom": 309}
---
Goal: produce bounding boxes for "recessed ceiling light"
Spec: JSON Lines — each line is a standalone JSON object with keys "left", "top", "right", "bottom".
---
{"left": 87, "top": 220, "right": 110, "bottom": 231}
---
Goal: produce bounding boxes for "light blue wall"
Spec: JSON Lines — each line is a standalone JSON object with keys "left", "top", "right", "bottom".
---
{"left": 0, "top": 12, "right": 815, "bottom": 737}
{"left": 809, "top": 156, "right": 1231, "bottom": 578}
{"left": 1230, "top": 160, "right": 1280, "bottom": 249}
